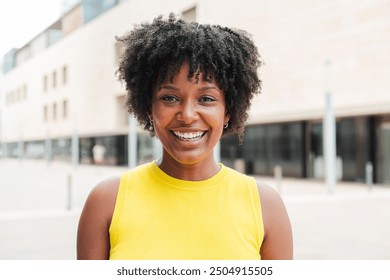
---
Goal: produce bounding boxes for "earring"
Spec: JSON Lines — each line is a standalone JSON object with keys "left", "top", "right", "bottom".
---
{"left": 148, "top": 120, "right": 154, "bottom": 132}
{"left": 223, "top": 122, "right": 229, "bottom": 129}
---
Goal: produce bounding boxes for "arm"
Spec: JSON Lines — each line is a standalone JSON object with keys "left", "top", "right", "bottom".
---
{"left": 258, "top": 182, "right": 293, "bottom": 260}
{"left": 77, "top": 177, "right": 120, "bottom": 260}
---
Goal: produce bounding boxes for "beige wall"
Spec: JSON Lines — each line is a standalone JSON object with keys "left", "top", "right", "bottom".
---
{"left": 1, "top": 0, "right": 390, "bottom": 142}
{"left": 199, "top": 0, "right": 390, "bottom": 124}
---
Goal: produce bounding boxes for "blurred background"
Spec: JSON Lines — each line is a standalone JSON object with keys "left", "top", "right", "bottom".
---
{"left": 0, "top": 0, "right": 389, "bottom": 260}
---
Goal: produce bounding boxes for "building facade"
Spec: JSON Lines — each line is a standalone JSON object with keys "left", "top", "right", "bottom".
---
{"left": 1, "top": 0, "right": 390, "bottom": 183}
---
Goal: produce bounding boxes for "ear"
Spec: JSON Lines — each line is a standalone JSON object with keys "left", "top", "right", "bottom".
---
{"left": 147, "top": 110, "right": 153, "bottom": 121}
{"left": 224, "top": 111, "right": 231, "bottom": 125}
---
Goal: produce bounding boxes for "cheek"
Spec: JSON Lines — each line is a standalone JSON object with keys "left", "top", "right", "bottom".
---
{"left": 151, "top": 104, "right": 167, "bottom": 120}
{"left": 152, "top": 108, "right": 171, "bottom": 132}
{"left": 208, "top": 117, "right": 222, "bottom": 128}
{"left": 205, "top": 108, "right": 227, "bottom": 127}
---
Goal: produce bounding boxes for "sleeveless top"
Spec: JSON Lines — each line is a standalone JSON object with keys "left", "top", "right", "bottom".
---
{"left": 109, "top": 161, "right": 264, "bottom": 260}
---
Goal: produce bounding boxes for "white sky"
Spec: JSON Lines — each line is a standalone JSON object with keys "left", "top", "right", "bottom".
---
{"left": 0, "top": 0, "right": 79, "bottom": 59}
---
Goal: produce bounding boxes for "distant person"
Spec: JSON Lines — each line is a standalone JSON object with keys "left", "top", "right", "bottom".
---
{"left": 77, "top": 14, "right": 293, "bottom": 260}
{"left": 92, "top": 143, "right": 106, "bottom": 165}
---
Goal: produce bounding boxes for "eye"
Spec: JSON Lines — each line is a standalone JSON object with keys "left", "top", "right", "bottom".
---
{"left": 199, "top": 96, "right": 216, "bottom": 103}
{"left": 161, "top": 95, "right": 179, "bottom": 103}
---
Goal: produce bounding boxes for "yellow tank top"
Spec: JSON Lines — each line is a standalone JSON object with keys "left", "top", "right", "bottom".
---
{"left": 109, "top": 161, "right": 264, "bottom": 260}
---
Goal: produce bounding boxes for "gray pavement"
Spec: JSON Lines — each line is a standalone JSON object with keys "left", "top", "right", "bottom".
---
{"left": 0, "top": 158, "right": 389, "bottom": 260}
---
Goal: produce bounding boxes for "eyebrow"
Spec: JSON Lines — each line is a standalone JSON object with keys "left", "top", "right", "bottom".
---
{"left": 156, "top": 85, "right": 221, "bottom": 92}
{"left": 199, "top": 86, "right": 220, "bottom": 91}
{"left": 157, "top": 85, "right": 178, "bottom": 91}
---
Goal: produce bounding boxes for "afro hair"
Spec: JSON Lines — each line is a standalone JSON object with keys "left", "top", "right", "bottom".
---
{"left": 116, "top": 13, "right": 263, "bottom": 141}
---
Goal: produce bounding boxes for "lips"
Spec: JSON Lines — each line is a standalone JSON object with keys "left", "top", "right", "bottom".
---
{"left": 172, "top": 131, "right": 207, "bottom": 141}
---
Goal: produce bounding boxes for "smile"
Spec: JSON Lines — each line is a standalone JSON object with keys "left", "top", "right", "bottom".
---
{"left": 172, "top": 131, "right": 206, "bottom": 141}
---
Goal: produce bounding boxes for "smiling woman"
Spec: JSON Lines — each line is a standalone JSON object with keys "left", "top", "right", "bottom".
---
{"left": 151, "top": 62, "right": 229, "bottom": 173}
{"left": 77, "top": 13, "right": 293, "bottom": 260}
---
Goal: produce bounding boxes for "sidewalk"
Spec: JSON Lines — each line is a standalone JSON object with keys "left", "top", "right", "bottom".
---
{"left": 258, "top": 176, "right": 390, "bottom": 260}
{"left": 1, "top": 158, "right": 389, "bottom": 259}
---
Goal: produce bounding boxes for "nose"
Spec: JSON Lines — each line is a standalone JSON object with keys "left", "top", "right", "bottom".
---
{"left": 177, "top": 100, "right": 199, "bottom": 125}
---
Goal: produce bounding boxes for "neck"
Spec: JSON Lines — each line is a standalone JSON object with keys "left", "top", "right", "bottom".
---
{"left": 156, "top": 153, "right": 221, "bottom": 181}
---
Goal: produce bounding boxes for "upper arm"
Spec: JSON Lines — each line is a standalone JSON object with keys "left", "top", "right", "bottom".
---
{"left": 77, "top": 177, "right": 120, "bottom": 260}
{"left": 258, "top": 182, "right": 293, "bottom": 260}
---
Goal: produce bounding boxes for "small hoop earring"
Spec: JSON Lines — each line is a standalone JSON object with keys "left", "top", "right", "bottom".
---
{"left": 223, "top": 122, "right": 229, "bottom": 129}
{"left": 148, "top": 120, "right": 154, "bottom": 132}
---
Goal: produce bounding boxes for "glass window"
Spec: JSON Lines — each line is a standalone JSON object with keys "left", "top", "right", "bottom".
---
{"left": 43, "top": 75, "right": 48, "bottom": 92}
{"left": 379, "top": 127, "right": 390, "bottom": 184}
{"left": 63, "top": 100, "right": 68, "bottom": 118}
{"left": 336, "top": 117, "right": 372, "bottom": 182}
{"left": 44, "top": 105, "right": 48, "bottom": 122}
{"left": 52, "top": 71, "right": 57, "bottom": 88}
{"left": 25, "top": 140, "right": 45, "bottom": 159}
{"left": 79, "top": 135, "right": 128, "bottom": 166}
{"left": 221, "top": 134, "right": 243, "bottom": 170}
{"left": 53, "top": 103, "right": 57, "bottom": 120}
{"left": 307, "top": 122, "right": 323, "bottom": 179}
{"left": 52, "top": 138, "right": 72, "bottom": 162}
{"left": 6, "top": 142, "right": 20, "bottom": 158}
{"left": 62, "top": 66, "right": 68, "bottom": 84}
{"left": 240, "top": 122, "right": 305, "bottom": 177}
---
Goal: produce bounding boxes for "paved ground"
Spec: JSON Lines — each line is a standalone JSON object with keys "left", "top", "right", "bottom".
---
{"left": 0, "top": 158, "right": 389, "bottom": 260}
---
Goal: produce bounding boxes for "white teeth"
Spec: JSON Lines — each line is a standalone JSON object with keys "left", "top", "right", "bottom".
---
{"left": 173, "top": 131, "right": 205, "bottom": 140}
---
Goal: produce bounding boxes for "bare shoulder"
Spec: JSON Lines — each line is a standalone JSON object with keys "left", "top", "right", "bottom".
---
{"left": 256, "top": 181, "right": 293, "bottom": 260}
{"left": 256, "top": 182, "right": 284, "bottom": 208}
{"left": 77, "top": 176, "right": 121, "bottom": 259}
{"left": 256, "top": 182, "right": 287, "bottom": 219}
{"left": 83, "top": 176, "right": 121, "bottom": 224}
{"left": 88, "top": 176, "right": 121, "bottom": 205}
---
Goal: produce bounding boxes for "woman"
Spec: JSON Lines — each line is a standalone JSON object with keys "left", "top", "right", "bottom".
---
{"left": 77, "top": 14, "right": 293, "bottom": 260}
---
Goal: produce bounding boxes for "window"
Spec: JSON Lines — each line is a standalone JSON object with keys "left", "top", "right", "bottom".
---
{"left": 44, "top": 105, "right": 48, "bottom": 122}
{"left": 52, "top": 71, "right": 57, "bottom": 89}
{"left": 53, "top": 103, "right": 57, "bottom": 120}
{"left": 240, "top": 122, "right": 305, "bottom": 177}
{"left": 43, "top": 75, "right": 48, "bottom": 92}
{"left": 62, "top": 66, "right": 68, "bottom": 84}
{"left": 63, "top": 99, "right": 68, "bottom": 118}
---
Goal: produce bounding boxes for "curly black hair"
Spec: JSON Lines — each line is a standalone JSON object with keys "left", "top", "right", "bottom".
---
{"left": 116, "top": 13, "right": 263, "bottom": 141}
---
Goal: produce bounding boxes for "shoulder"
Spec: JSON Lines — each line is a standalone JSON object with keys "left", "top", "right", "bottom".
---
{"left": 256, "top": 181, "right": 289, "bottom": 231}
{"left": 77, "top": 176, "right": 121, "bottom": 259}
{"left": 88, "top": 176, "right": 121, "bottom": 203}
{"left": 82, "top": 176, "right": 121, "bottom": 225}
{"left": 256, "top": 181, "right": 293, "bottom": 259}
{"left": 83, "top": 162, "right": 152, "bottom": 217}
{"left": 256, "top": 182, "right": 285, "bottom": 213}
{"left": 88, "top": 163, "right": 151, "bottom": 200}
{"left": 256, "top": 181, "right": 287, "bottom": 233}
